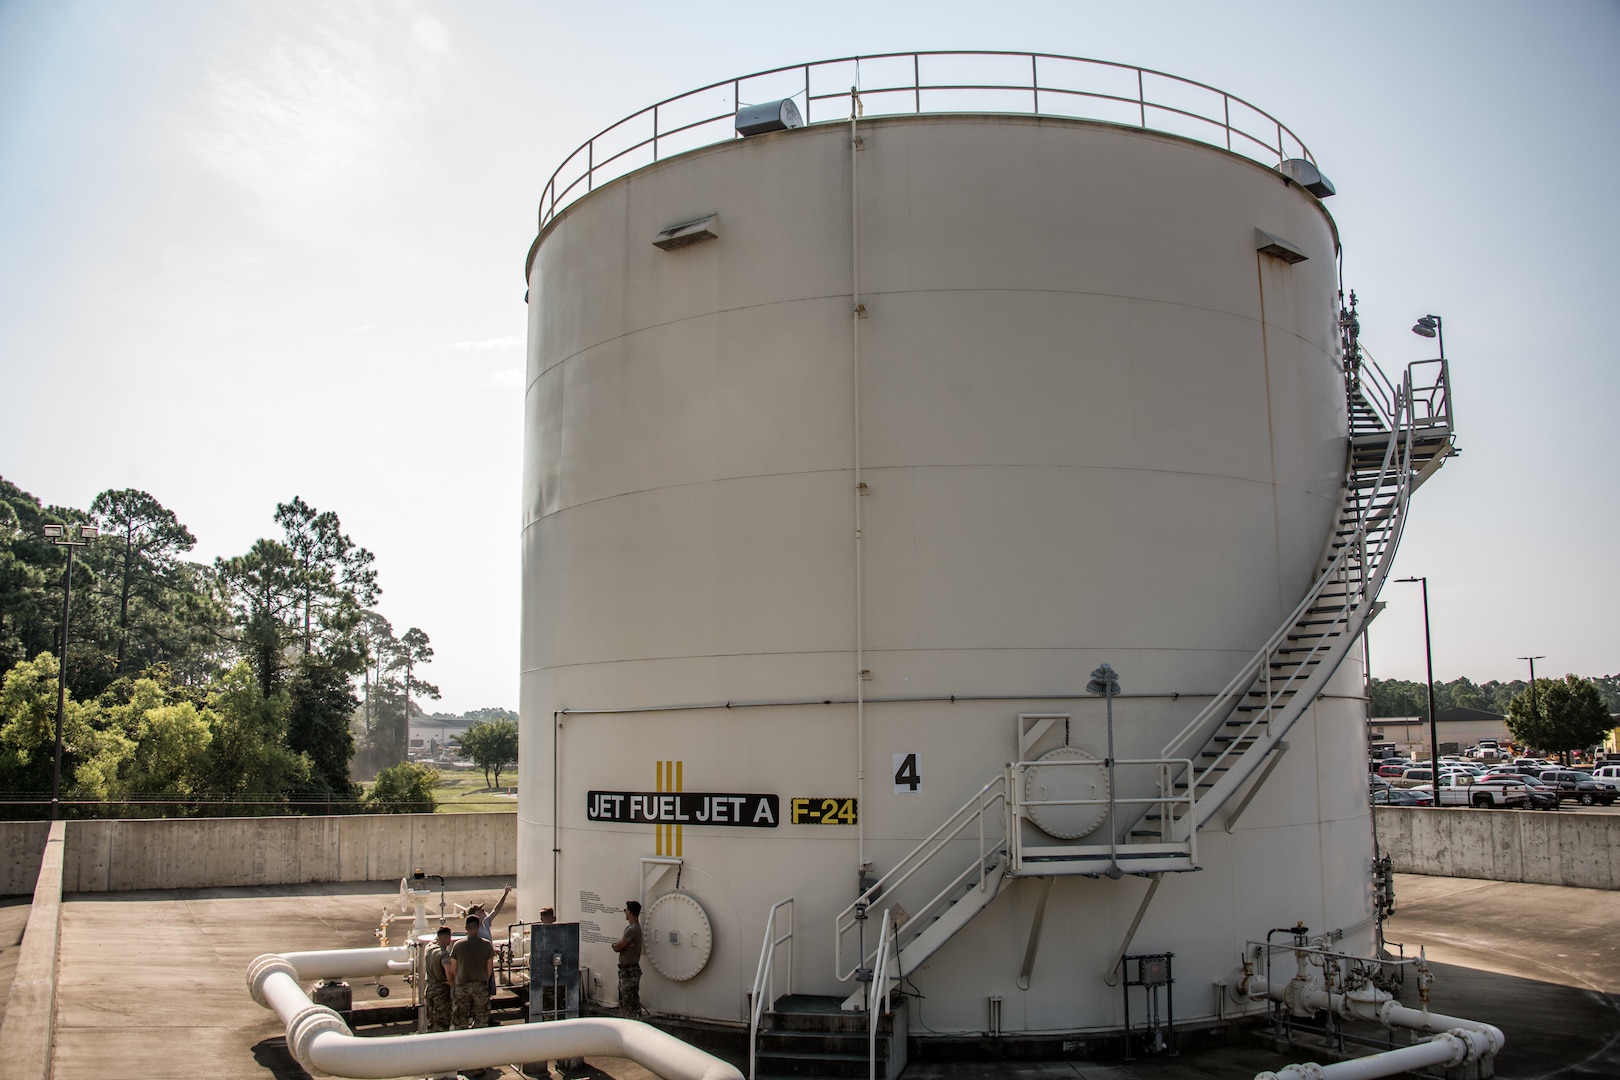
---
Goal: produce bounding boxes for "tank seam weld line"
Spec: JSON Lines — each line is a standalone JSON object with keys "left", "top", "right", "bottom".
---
{"left": 531, "top": 289, "right": 1335, "bottom": 387}
{"left": 524, "top": 463, "right": 1340, "bottom": 519}
{"left": 528, "top": 644, "right": 1324, "bottom": 668}
{"left": 552, "top": 692, "right": 1366, "bottom": 716}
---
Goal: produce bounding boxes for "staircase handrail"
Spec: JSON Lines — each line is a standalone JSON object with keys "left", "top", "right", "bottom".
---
{"left": 868, "top": 909, "right": 899, "bottom": 1080}
{"left": 1357, "top": 345, "right": 1400, "bottom": 430}
{"left": 748, "top": 897, "right": 795, "bottom": 1080}
{"left": 1162, "top": 376, "right": 1410, "bottom": 767}
{"left": 834, "top": 776, "right": 1007, "bottom": 982}
{"left": 1160, "top": 351, "right": 1454, "bottom": 833}
{"left": 1404, "top": 357, "right": 1451, "bottom": 430}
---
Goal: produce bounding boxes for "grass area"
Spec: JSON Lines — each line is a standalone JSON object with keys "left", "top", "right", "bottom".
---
{"left": 428, "top": 765, "right": 519, "bottom": 813}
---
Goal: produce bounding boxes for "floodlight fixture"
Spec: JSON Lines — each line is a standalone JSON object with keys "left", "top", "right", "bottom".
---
{"left": 1086, "top": 663, "right": 1121, "bottom": 697}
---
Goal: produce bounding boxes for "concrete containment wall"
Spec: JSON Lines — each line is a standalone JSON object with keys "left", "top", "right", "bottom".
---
{"left": 0, "top": 821, "right": 51, "bottom": 897}
{"left": 2, "top": 814, "right": 515, "bottom": 895}
{"left": 1375, "top": 807, "right": 1620, "bottom": 890}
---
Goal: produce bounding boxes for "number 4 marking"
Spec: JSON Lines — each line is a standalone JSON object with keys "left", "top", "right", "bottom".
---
{"left": 893, "top": 752, "right": 921, "bottom": 794}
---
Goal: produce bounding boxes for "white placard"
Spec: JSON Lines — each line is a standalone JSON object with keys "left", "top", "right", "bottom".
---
{"left": 893, "top": 752, "right": 921, "bottom": 794}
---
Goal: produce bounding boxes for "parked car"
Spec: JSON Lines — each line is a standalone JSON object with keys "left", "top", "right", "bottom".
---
{"left": 1591, "top": 764, "right": 1620, "bottom": 783}
{"left": 1537, "top": 770, "right": 1619, "bottom": 806}
{"left": 1377, "top": 761, "right": 1416, "bottom": 778}
{"left": 1373, "top": 787, "right": 1434, "bottom": 807}
{"left": 1417, "top": 773, "right": 1530, "bottom": 808}
{"left": 1479, "top": 771, "right": 1560, "bottom": 810}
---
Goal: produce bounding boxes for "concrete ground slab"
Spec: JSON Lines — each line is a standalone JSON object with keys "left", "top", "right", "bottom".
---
{"left": 37, "top": 873, "right": 1620, "bottom": 1080}
{"left": 52, "top": 877, "right": 514, "bottom": 1080}
{"left": 0, "top": 896, "right": 31, "bottom": 1027}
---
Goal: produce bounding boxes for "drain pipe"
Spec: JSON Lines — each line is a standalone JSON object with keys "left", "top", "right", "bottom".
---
{"left": 249, "top": 950, "right": 741, "bottom": 1080}
{"left": 848, "top": 82, "right": 868, "bottom": 877}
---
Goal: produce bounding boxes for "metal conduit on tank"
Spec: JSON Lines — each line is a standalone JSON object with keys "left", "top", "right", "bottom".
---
{"left": 246, "top": 947, "right": 743, "bottom": 1080}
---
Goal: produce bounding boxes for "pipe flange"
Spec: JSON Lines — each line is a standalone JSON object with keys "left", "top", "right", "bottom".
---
{"left": 247, "top": 954, "right": 298, "bottom": 1008}
{"left": 286, "top": 1003, "right": 349, "bottom": 1069}
{"left": 1442, "top": 1027, "right": 1491, "bottom": 1064}
{"left": 1422, "top": 1031, "right": 1467, "bottom": 1068}
{"left": 1273, "top": 1063, "right": 1327, "bottom": 1080}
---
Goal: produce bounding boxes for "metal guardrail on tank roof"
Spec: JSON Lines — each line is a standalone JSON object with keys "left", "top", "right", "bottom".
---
{"left": 536, "top": 50, "right": 1317, "bottom": 231}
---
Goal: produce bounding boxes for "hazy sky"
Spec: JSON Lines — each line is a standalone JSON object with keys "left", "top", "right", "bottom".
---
{"left": 2, "top": 1, "right": 1615, "bottom": 711}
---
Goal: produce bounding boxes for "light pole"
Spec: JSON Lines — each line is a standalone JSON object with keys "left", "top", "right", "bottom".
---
{"left": 1086, "top": 663, "right": 1122, "bottom": 879}
{"left": 1411, "top": 313, "right": 1444, "bottom": 358}
{"left": 1517, "top": 655, "right": 1546, "bottom": 759}
{"left": 1396, "top": 577, "right": 1438, "bottom": 770}
{"left": 42, "top": 522, "right": 99, "bottom": 821}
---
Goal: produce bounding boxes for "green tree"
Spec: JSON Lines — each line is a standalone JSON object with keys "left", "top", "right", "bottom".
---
{"left": 215, "top": 539, "right": 300, "bottom": 695}
{"left": 0, "top": 488, "right": 51, "bottom": 672}
{"left": 198, "top": 662, "right": 310, "bottom": 814}
{"left": 82, "top": 673, "right": 213, "bottom": 814}
{"left": 388, "top": 627, "right": 438, "bottom": 767}
{"left": 1536, "top": 675, "right": 1613, "bottom": 763}
{"left": 465, "top": 706, "right": 517, "bottom": 722}
{"left": 0, "top": 479, "right": 64, "bottom": 669}
{"left": 274, "top": 497, "right": 379, "bottom": 658}
{"left": 1506, "top": 678, "right": 1557, "bottom": 755}
{"left": 0, "top": 653, "right": 94, "bottom": 817}
{"left": 353, "top": 610, "right": 397, "bottom": 739}
{"left": 456, "top": 718, "right": 518, "bottom": 788}
{"left": 1592, "top": 675, "right": 1620, "bottom": 715}
{"left": 284, "top": 655, "right": 360, "bottom": 803}
{"left": 85, "top": 489, "right": 198, "bottom": 676}
{"left": 364, "top": 760, "right": 438, "bottom": 813}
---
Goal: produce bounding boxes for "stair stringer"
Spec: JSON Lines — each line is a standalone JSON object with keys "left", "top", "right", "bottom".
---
{"left": 839, "top": 853, "right": 1011, "bottom": 1011}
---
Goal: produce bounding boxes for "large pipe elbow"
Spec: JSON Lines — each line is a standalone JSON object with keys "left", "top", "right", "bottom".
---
{"left": 246, "top": 949, "right": 743, "bottom": 1080}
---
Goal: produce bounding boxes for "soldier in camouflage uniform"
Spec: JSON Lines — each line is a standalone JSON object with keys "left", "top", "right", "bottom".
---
{"left": 611, "top": 900, "right": 645, "bottom": 1018}
{"left": 424, "top": 926, "right": 453, "bottom": 1031}
{"left": 449, "top": 914, "right": 495, "bottom": 1030}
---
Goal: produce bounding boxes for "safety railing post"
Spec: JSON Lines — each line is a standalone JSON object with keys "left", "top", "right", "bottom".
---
{"left": 536, "top": 53, "right": 1318, "bottom": 233}
{"left": 978, "top": 786, "right": 987, "bottom": 889}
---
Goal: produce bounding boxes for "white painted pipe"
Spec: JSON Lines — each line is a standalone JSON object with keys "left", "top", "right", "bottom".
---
{"left": 277, "top": 947, "right": 413, "bottom": 979}
{"left": 248, "top": 952, "right": 742, "bottom": 1080}
{"left": 1255, "top": 1027, "right": 1494, "bottom": 1080}
{"left": 1254, "top": 979, "right": 1503, "bottom": 1055}
{"left": 1248, "top": 974, "right": 1503, "bottom": 1080}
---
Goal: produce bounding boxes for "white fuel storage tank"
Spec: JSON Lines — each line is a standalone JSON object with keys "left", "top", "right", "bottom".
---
{"left": 519, "top": 55, "right": 1446, "bottom": 1035}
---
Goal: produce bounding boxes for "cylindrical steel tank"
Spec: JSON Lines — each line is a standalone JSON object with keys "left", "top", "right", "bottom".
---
{"left": 520, "top": 77, "right": 1370, "bottom": 1034}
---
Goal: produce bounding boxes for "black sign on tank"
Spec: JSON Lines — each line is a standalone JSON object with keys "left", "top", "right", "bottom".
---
{"left": 587, "top": 791, "right": 780, "bottom": 827}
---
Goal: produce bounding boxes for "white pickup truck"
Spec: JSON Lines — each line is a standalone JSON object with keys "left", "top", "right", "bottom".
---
{"left": 1417, "top": 774, "right": 1531, "bottom": 808}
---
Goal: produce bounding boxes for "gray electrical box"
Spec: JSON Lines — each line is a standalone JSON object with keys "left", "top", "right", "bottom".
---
{"left": 735, "top": 98, "right": 803, "bottom": 137}
{"left": 529, "top": 922, "right": 582, "bottom": 1022}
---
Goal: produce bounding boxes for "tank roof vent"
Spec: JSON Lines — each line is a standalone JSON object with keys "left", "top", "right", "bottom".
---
{"left": 653, "top": 214, "right": 719, "bottom": 251}
{"left": 1276, "top": 158, "right": 1336, "bottom": 198}
{"left": 735, "top": 98, "right": 803, "bottom": 137}
{"left": 1255, "top": 228, "right": 1308, "bottom": 265}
